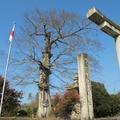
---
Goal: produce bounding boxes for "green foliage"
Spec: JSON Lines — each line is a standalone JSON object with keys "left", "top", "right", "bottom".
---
{"left": 26, "top": 94, "right": 38, "bottom": 116}
{"left": 0, "top": 76, "right": 22, "bottom": 116}
{"left": 26, "top": 108, "right": 33, "bottom": 117}
{"left": 17, "top": 109, "right": 28, "bottom": 117}
{"left": 17, "top": 107, "right": 37, "bottom": 117}
{"left": 92, "top": 81, "right": 112, "bottom": 117}
{"left": 19, "top": 95, "right": 38, "bottom": 118}
{"left": 52, "top": 81, "right": 120, "bottom": 118}
{"left": 92, "top": 81, "right": 120, "bottom": 117}
{"left": 110, "top": 93, "right": 120, "bottom": 116}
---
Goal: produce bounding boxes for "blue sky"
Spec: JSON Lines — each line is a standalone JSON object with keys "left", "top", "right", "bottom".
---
{"left": 0, "top": 0, "right": 120, "bottom": 103}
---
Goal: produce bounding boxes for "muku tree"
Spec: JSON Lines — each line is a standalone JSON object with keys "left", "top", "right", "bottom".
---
{"left": 14, "top": 9, "right": 101, "bottom": 118}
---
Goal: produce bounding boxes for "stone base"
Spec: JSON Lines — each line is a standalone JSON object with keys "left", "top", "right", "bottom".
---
{"left": 70, "top": 103, "right": 81, "bottom": 120}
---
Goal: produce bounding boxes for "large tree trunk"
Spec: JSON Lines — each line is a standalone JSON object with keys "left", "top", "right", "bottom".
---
{"left": 37, "top": 32, "right": 52, "bottom": 118}
{"left": 37, "top": 88, "right": 51, "bottom": 117}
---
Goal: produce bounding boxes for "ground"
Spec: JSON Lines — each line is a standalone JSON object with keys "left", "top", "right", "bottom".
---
{"left": 1, "top": 117, "right": 120, "bottom": 120}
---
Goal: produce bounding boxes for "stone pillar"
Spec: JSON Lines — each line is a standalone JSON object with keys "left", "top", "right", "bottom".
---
{"left": 77, "top": 54, "right": 94, "bottom": 120}
{"left": 116, "top": 36, "right": 120, "bottom": 69}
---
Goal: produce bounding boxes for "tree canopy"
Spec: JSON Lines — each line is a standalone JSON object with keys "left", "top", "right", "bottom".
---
{"left": 12, "top": 9, "right": 102, "bottom": 117}
{"left": 13, "top": 9, "right": 102, "bottom": 87}
{"left": 0, "top": 76, "right": 22, "bottom": 116}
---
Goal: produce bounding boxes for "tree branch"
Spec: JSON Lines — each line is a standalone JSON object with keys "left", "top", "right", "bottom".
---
{"left": 25, "top": 16, "right": 45, "bottom": 36}
{"left": 51, "top": 20, "right": 92, "bottom": 45}
{"left": 51, "top": 26, "right": 89, "bottom": 45}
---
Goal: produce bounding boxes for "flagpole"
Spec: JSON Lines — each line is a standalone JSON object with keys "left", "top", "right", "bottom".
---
{"left": 0, "top": 42, "right": 13, "bottom": 117}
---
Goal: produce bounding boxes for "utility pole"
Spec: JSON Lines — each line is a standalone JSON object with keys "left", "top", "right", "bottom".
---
{"left": 87, "top": 7, "right": 120, "bottom": 69}
{"left": 77, "top": 54, "right": 94, "bottom": 120}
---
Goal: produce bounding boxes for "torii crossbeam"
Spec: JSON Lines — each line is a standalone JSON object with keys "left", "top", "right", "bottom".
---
{"left": 87, "top": 8, "right": 120, "bottom": 69}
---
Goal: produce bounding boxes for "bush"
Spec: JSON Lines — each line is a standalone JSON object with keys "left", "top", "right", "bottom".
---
{"left": 92, "top": 81, "right": 112, "bottom": 117}
{"left": 92, "top": 81, "right": 120, "bottom": 117}
{"left": 0, "top": 76, "right": 22, "bottom": 116}
{"left": 52, "top": 90, "right": 79, "bottom": 119}
{"left": 17, "top": 109, "right": 28, "bottom": 117}
{"left": 52, "top": 81, "right": 120, "bottom": 118}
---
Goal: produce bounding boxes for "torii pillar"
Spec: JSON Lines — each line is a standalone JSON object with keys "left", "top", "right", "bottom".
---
{"left": 77, "top": 54, "right": 94, "bottom": 120}
{"left": 87, "top": 8, "right": 120, "bottom": 69}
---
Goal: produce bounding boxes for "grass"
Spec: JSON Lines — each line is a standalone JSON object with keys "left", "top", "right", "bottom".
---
{"left": 1, "top": 117, "right": 120, "bottom": 120}
{"left": 0, "top": 117, "right": 62, "bottom": 120}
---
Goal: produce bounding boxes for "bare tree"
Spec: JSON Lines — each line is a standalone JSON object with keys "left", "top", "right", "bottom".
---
{"left": 13, "top": 9, "right": 102, "bottom": 118}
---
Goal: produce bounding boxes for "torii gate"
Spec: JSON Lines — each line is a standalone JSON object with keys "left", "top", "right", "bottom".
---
{"left": 87, "top": 7, "right": 120, "bottom": 69}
